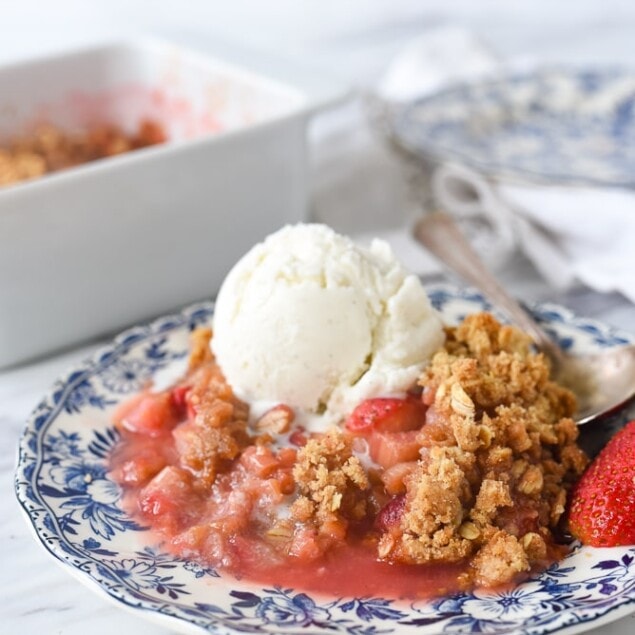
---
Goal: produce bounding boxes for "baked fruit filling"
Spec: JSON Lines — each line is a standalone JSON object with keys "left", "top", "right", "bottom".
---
{"left": 110, "top": 312, "right": 589, "bottom": 597}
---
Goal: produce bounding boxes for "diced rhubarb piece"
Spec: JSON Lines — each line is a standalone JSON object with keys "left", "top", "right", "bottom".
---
{"left": 254, "top": 477, "right": 285, "bottom": 505}
{"left": 114, "top": 391, "right": 179, "bottom": 437}
{"left": 232, "top": 534, "right": 285, "bottom": 569}
{"left": 346, "top": 397, "right": 427, "bottom": 434}
{"left": 319, "top": 517, "right": 347, "bottom": 541}
{"left": 118, "top": 447, "right": 168, "bottom": 486}
{"left": 209, "top": 489, "right": 255, "bottom": 533}
{"left": 171, "top": 524, "right": 209, "bottom": 552}
{"left": 375, "top": 495, "right": 406, "bottom": 532}
{"left": 240, "top": 446, "right": 279, "bottom": 478}
{"left": 288, "top": 528, "right": 323, "bottom": 561}
{"left": 368, "top": 430, "right": 422, "bottom": 469}
{"left": 381, "top": 461, "right": 418, "bottom": 495}
{"left": 139, "top": 466, "right": 199, "bottom": 529}
{"left": 277, "top": 447, "right": 298, "bottom": 467}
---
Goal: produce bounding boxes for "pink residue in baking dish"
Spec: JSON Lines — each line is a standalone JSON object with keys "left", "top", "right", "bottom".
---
{"left": 26, "top": 83, "right": 224, "bottom": 142}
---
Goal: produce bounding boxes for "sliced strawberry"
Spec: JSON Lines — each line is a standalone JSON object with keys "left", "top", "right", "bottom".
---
{"left": 346, "top": 396, "right": 427, "bottom": 434}
{"left": 240, "top": 445, "right": 280, "bottom": 479}
{"left": 568, "top": 420, "right": 635, "bottom": 547}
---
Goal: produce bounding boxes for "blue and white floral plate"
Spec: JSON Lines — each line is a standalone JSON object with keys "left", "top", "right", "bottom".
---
{"left": 15, "top": 285, "right": 635, "bottom": 635}
{"left": 393, "top": 68, "right": 635, "bottom": 187}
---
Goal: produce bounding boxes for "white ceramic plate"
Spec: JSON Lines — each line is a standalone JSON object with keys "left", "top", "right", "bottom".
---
{"left": 15, "top": 285, "right": 635, "bottom": 635}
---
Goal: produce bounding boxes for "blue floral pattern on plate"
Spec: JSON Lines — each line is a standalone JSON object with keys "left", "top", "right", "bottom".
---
{"left": 15, "top": 287, "right": 635, "bottom": 634}
{"left": 393, "top": 68, "right": 635, "bottom": 187}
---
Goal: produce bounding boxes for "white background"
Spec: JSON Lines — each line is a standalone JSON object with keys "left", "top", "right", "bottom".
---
{"left": 3, "top": 1, "right": 635, "bottom": 79}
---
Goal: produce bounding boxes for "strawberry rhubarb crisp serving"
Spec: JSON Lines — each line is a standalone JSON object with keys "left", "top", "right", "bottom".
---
{"left": 110, "top": 224, "right": 591, "bottom": 599}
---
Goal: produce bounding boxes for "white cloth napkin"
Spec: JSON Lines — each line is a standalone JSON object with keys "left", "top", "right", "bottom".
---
{"left": 383, "top": 27, "right": 635, "bottom": 302}
{"left": 431, "top": 155, "right": 635, "bottom": 303}
{"left": 500, "top": 181, "right": 635, "bottom": 297}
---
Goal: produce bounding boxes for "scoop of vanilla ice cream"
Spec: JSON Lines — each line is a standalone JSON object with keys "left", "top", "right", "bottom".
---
{"left": 212, "top": 224, "right": 444, "bottom": 429}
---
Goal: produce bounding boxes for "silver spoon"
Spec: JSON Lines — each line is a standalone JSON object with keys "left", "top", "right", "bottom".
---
{"left": 413, "top": 211, "right": 635, "bottom": 426}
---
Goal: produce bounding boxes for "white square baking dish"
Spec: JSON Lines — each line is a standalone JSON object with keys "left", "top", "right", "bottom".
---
{"left": 0, "top": 39, "right": 347, "bottom": 368}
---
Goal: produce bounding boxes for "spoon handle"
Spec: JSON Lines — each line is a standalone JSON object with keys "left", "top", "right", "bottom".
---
{"left": 414, "top": 212, "right": 564, "bottom": 365}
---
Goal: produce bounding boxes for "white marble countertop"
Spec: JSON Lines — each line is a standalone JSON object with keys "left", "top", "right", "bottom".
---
{"left": 3, "top": 1, "right": 635, "bottom": 633}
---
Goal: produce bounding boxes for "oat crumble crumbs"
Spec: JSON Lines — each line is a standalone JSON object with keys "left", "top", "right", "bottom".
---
{"left": 173, "top": 328, "right": 251, "bottom": 488}
{"left": 292, "top": 429, "right": 369, "bottom": 527}
{"left": 377, "top": 313, "right": 588, "bottom": 586}
{"left": 0, "top": 121, "right": 166, "bottom": 187}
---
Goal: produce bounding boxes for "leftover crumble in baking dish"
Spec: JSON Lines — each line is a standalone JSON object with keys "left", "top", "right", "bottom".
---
{"left": 109, "top": 313, "right": 588, "bottom": 599}
{"left": 0, "top": 121, "right": 166, "bottom": 187}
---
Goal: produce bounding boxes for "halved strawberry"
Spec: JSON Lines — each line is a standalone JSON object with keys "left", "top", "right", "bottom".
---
{"left": 345, "top": 396, "right": 427, "bottom": 434}
{"left": 568, "top": 420, "right": 635, "bottom": 547}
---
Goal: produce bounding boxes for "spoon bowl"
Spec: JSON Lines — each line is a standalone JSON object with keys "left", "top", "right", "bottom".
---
{"left": 414, "top": 212, "right": 635, "bottom": 426}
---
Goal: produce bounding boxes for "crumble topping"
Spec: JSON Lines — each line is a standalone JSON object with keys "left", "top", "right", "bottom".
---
{"left": 378, "top": 313, "right": 588, "bottom": 586}
{"left": 291, "top": 429, "right": 369, "bottom": 526}
{"left": 173, "top": 329, "right": 251, "bottom": 488}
